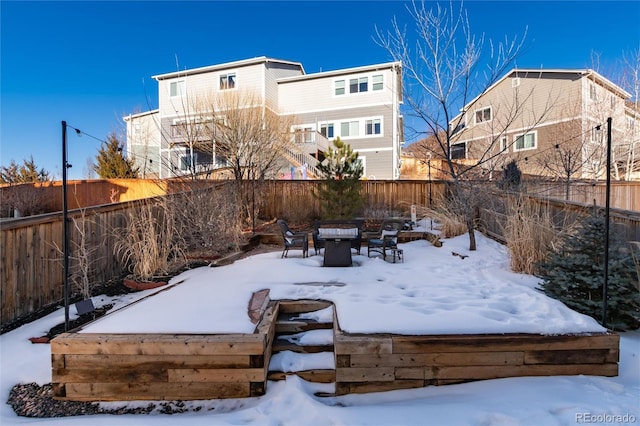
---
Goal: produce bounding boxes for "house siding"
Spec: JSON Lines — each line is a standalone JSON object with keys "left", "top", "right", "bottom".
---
{"left": 126, "top": 58, "right": 403, "bottom": 179}
{"left": 451, "top": 69, "right": 636, "bottom": 179}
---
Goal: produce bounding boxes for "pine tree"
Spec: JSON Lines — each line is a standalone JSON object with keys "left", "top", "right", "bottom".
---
{"left": 537, "top": 212, "right": 640, "bottom": 330}
{"left": 94, "top": 134, "right": 139, "bottom": 179}
{"left": 315, "top": 138, "right": 364, "bottom": 219}
{"left": 0, "top": 156, "right": 50, "bottom": 184}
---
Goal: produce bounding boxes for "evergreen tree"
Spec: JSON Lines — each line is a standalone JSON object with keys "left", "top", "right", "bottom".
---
{"left": 315, "top": 138, "right": 364, "bottom": 219}
{"left": 500, "top": 160, "right": 522, "bottom": 192}
{"left": 0, "top": 156, "right": 50, "bottom": 184}
{"left": 537, "top": 212, "right": 640, "bottom": 330}
{"left": 94, "top": 134, "right": 139, "bottom": 178}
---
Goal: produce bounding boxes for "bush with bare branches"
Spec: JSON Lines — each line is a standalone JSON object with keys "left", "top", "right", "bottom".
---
{"left": 114, "top": 197, "right": 185, "bottom": 281}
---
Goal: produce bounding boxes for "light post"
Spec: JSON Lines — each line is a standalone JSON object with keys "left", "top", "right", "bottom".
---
{"left": 61, "top": 121, "right": 81, "bottom": 331}
{"left": 602, "top": 117, "right": 612, "bottom": 329}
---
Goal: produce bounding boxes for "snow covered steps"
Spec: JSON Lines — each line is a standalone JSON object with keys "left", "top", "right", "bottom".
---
{"left": 267, "top": 300, "right": 336, "bottom": 384}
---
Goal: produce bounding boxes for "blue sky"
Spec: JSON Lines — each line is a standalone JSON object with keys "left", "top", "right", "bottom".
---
{"left": 1, "top": 1, "right": 639, "bottom": 180}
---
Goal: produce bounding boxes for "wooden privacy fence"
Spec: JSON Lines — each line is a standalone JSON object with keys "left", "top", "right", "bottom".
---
{"left": 479, "top": 192, "right": 640, "bottom": 244}
{"left": 3, "top": 179, "right": 640, "bottom": 329}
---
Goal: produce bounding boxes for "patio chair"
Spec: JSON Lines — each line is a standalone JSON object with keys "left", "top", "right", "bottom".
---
{"left": 277, "top": 219, "right": 309, "bottom": 258}
{"left": 367, "top": 218, "right": 405, "bottom": 260}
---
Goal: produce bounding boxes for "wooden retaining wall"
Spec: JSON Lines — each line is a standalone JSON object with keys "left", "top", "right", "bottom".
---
{"left": 52, "top": 297, "right": 619, "bottom": 401}
{"left": 51, "top": 301, "right": 279, "bottom": 401}
{"left": 334, "top": 328, "right": 619, "bottom": 395}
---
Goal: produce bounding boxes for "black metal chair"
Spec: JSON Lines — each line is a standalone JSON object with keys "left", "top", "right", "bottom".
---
{"left": 367, "top": 218, "right": 405, "bottom": 260}
{"left": 277, "top": 220, "right": 309, "bottom": 258}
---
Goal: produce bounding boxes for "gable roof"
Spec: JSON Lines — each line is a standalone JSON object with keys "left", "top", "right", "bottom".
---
{"left": 451, "top": 68, "right": 631, "bottom": 123}
{"left": 276, "top": 61, "right": 402, "bottom": 84}
{"left": 152, "top": 56, "right": 305, "bottom": 81}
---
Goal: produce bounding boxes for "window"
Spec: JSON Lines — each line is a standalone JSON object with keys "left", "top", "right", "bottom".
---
{"left": 514, "top": 132, "right": 536, "bottom": 151}
{"left": 500, "top": 136, "right": 508, "bottom": 153}
{"left": 341, "top": 121, "right": 359, "bottom": 137}
{"left": 335, "top": 80, "right": 345, "bottom": 95}
{"left": 611, "top": 95, "right": 617, "bottom": 110}
{"left": 170, "top": 80, "right": 185, "bottom": 97}
{"left": 591, "top": 126, "right": 602, "bottom": 143}
{"left": 365, "top": 119, "right": 381, "bottom": 135}
{"left": 474, "top": 107, "right": 492, "bottom": 124}
{"left": 219, "top": 73, "right": 236, "bottom": 90}
{"left": 590, "top": 84, "right": 597, "bottom": 100}
{"left": 451, "top": 143, "right": 466, "bottom": 159}
{"left": 349, "top": 77, "right": 368, "bottom": 94}
{"left": 320, "top": 123, "right": 334, "bottom": 138}
{"left": 372, "top": 74, "right": 383, "bottom": 91}
{"left": 512, "top": 77, "right": 520, "bottom": 88}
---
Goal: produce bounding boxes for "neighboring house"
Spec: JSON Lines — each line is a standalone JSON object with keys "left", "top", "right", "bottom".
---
{"left": 448, "top": 69, "right": 639, "bottom": 180}
{"left": 124, "top": 56, "right": 404, "bottom": 180}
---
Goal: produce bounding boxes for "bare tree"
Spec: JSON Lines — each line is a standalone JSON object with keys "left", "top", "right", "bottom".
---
{"left": 376, "top": 0, "right": 543, "bottom": 250}
{"left": 618, "top": 48, "right": 640, "bottom": 180}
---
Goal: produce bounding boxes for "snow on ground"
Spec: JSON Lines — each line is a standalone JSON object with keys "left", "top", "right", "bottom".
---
{"left": 1, "top": 226, "right": 638, "bottom": 425}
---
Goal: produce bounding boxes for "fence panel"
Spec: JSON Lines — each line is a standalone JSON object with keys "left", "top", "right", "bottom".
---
{"left": 3, "top": 180, "right": 639, "bottom": 328}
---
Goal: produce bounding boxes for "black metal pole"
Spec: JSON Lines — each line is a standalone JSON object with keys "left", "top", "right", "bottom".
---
{"left": 62, "top": 121, "right": 70, "bottom": 331}
{"left": 602, "top": 117, "right": 612, "bottom": 329}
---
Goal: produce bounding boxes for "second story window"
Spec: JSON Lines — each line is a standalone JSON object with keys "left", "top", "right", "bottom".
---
{"left": 365, "top": 119, "right": 381, "bottom": 135}
{"left": 590, "top": 84, "right": 597, "bottom": 101}
{"left": 320, "top": 123, "right": 334, "bottom": 138}
{"left": 170, "top": 80, "right": 185, "bottom": 97}
{"left": 341, "top": 120, "right": 359, "bottom": 137}
{"left": 220, "top": 73, "right": 236, "bottom": 90}
{"left": 514, "top": 131, "right": 536, "bottom": 151}
{"left": 335, "top": 80, "right": 345, "bottom": 95}
{"left": 474, "top": 107, "right": 492, "bottom": 124}
{"left": 350, "top": 77, "right": 368, "bottom": 94}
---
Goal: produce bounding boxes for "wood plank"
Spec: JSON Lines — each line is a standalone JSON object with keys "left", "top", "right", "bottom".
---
{"left": 53, "top": 367, "right": 168, "bottom": 383}
{"left": 62, "top": 354, "right": 252, "bottom": 369}
{"left": 168, "top": 368, "right": 264, "bottom": 383}
{"left": 268, "top": 370, "right": 336, "bottom": 383}
{"left": 349, "top": 352, "right": 525, "bottom": 367}
{"left": 277, "top": 300, "right": 333, "bottom": 314}
{"left": 342, "top": 380, "right": 424, "bottom": 395}
{"left": 334, "top": 335, "right": 392, "bottom": 355}
{"left": 51, "top": 333, "right": 266, "bottom": 355}
{"left": 336, "top": 367, "right": 395, "bottom": 382}
{"left": 392, "top": 333, "right": 619, "bottom": 353}
{"left": 394, "top": 367, "right": 425, "bottom": 380}
{"left": 524, "top": 349, "right": 618, "bottom": 365}
{"left": 51, "top": 354, "right": 65, "bottom": 369}
{"left": 434, "top": 363, "right": 619, "bottom": 380}
{"left": 61, "top": 382, "right": 251, "bottom": 401}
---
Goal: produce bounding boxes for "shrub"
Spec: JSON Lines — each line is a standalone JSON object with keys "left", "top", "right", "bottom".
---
{"left": 536, "top": 212, "right": 640, "bottom": 330}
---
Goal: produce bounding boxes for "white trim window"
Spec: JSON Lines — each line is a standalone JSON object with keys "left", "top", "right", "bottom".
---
{"left": 219, "top": 73, "right": 236, "bottom": 90}
{"left": 372, "top": 74, "right": 384, "bottom": 91}
{"left": 340, "top": 121, "right": 359, "bottom": 137}
{"left": 169, "top": 80, "right": 185, "bottom": 97}
{"left": 474, "top": 107, "right": 492, "bottom": 124}
{"left": 350, "top": 77, "right": 368, "bottom": 94}
{"left": 590, "top": 83, "right": 597, "bottom": 101}
{"left": 514, "top": 131, "right": 537, "bottom": 151}
{"left": 335, "top": 80, "right": 345, "bottom": 96}
{"left": 320, "top": 123, "right": 334, "bottom": 139}
{"left": 365, "top": 118, "right": 381, "bottom": 136}
{"left": 500, "top": 136, "right": 508, "bottom": 153}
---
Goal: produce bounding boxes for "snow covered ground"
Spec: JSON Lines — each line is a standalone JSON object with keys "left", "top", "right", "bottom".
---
{"left": 1, "top": 226, "right": 638, "bottom": 425}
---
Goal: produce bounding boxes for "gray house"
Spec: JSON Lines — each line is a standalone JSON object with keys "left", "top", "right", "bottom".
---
{"left": 124, "top": 56, "right": 404, "bottom": 179}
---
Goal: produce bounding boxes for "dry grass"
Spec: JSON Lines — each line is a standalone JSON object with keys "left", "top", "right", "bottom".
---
{"left": 114, "top": 198, "right": 185, "bottom": 281}
{"left": 403, "top": 196, "right": 467, "bottom": 238}
{"left": 501, "top": 195, "right": 574, "bottom": 275}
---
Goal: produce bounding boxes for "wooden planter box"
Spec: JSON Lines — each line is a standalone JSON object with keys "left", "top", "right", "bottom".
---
{"left": 51, "top": 301, "right": 278, "bottom": 401}
{"left": 334, "top": 325, "right": 619, "bottom": 395}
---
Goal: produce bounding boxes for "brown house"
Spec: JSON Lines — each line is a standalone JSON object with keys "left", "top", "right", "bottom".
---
{"left": 448, "top": 69, "right": 640, "bottom": 180}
